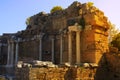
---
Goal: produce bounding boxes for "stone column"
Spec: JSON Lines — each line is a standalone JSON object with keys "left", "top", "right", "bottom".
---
{"left": 39, "top": 36, "right": 42, "bottom": 61}
{"left": 15, "top": 41, "right": 19, "bottom": 64}
{"left": 0, "top": 43, "right": 2, "bottom": 55}
{"left": 10, "top": 41, "right": 14, "bottom": 66}
{"left": 39, "top": 33, "right": 44, "bottom": 61}
{"left": 51, "top": 38, "right": 55, "bottom": 63}
{"left": 7, "top": 40, "right": 10, "bottom": 66}
{"left": 60, "top": 34, "right": 63, "bottom": 64}
{"left": 76, "top": 31, "right": 81, "bottom": 64}
{"left": 68, "top": 31, "right": 72, "bottom": 64}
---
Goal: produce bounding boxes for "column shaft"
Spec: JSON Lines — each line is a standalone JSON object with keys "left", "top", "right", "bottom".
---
{"left": 51, "top": 38, "right": 55, "bottom": 63}
{"left": 11, "top": 42, "right": 14, "bottom": 66}
{"left": 60, "top": 34, "right": 63, "bottom": 64}
{"left": 7, "top": 41, "right": 10, "bottom": 65}
{"left": 0, "top": 44, "right": 1, "bottom": 55}
{"left": 39, "top": 37, "right": 42, "bottom": 60}
{"left": 76, "top": 31, "right": 81, "bottom": 64}
{"left": 15, "top": 42, "right": 19, "bottom": 64}
{"left": 68, "top": 32, "right": 72, "bottom": 64}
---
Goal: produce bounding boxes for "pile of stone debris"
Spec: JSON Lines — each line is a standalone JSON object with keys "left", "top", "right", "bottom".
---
{"left": 0, "top": 75, "right": 6, "bottom": 80}
{"left": 16, "top": 61, "right": 98, "bottom": 69}
{"left": 16, "top": 60, "right": 58, "bottom": 68}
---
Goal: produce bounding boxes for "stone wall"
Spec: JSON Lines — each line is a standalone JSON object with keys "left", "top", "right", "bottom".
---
{"left": 19, "top": 40, "right": 39, "bottom": 61}
{"left": 15, "top": 53, "right": 120, "bottom": 80}
{"left": 0, "top": 1, "right": 110, "bottom": 65}
{"left": 18, "top": 1, "right": 109, "bottom": 64}
{"left": 16, "top": 67, "right": 96, "bottom": 80}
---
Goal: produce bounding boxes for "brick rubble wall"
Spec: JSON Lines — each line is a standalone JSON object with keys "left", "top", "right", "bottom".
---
{"left": 16, "top": 67, "right": 96, "bottom": 80}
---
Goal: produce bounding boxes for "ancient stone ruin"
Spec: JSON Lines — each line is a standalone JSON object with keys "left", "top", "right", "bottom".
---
{"left": 0, "top": 1, "right": 110, "bottom": 67}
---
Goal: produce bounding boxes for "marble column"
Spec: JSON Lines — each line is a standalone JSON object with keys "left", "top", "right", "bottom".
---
{"left": 15, "top": 41, "right": 19, "bottom": 64}
{"left": 76, "top": 31, "right": 81, "bottom": 64}
{"left": 68, "top": 31, "right": 72, "bottom": 64}
{"left": 7, "top": 41, "right": 10, "bottom": 66}
{"left": 51, "top": 38, "right": 55, "bottom": 63}
{"left": 60, "top": 34, "right": 63, "bottom": 64}
{"left": 39, "top": 36, "right": 42, "bottom": 61}
{"left": 10, "top": 41, "right": 14, "bottom": 66}
{"left": 0, "top": 43, "right": 2, "bottom": 55}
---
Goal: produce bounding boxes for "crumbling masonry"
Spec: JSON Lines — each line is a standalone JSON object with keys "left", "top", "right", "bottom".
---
{"left": 0, "top": 1, "right": 110, "bottom": 66}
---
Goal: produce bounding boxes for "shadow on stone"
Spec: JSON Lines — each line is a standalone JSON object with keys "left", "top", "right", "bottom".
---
{"left": 64, "top": 67, "right": 77, "bottom": 80}
{"left": 95, "top": 53, "right": 120, "bottom": 80}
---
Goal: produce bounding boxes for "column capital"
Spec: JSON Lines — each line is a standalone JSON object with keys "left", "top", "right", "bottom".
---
{"left": 68, "top": 25, "right": 82, "bottom": 32}
{"left": 9, "top": 39, "right": 14, "bottom": 43}
{"left": 76, "top": 30, "right": 81, "bottom": 35}
{"left": 68, "top": 31, "right": 72, "bottom": 35}
{"left": 38, "top": 33, "right": 45, "bottom": 39}
{"left": 7, "top": 40, "right": 10, "bottom": 44}
{"left": 50, "top": 35, "right": 55, "bottom": 40}
{"left": 15, "top": 38, "right": 22, "bottom": 43}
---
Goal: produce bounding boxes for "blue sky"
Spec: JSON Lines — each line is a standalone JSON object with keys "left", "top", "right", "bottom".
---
{"left": 0, "top": 0, "right": 120, "bottom": 35}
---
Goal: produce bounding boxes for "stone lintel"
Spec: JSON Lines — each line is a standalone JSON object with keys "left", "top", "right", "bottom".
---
{"left": 68, "top": 25, "right": 82, "bottom": 32}
{"left": 49, "top": 35, "right": 55, "bottom": 40}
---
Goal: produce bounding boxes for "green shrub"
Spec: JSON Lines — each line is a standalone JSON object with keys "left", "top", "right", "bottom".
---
{"left": 50, "top": 6, "right": 63, "bottom": 13}
{"left": 111, "top": 33, "right": 120, "bottom": 51}
{"left": 87, "top": 2, "right": 94, "bottom": 7}
{"left": 26, "top": 17, "right": 31, "bottom": 25}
